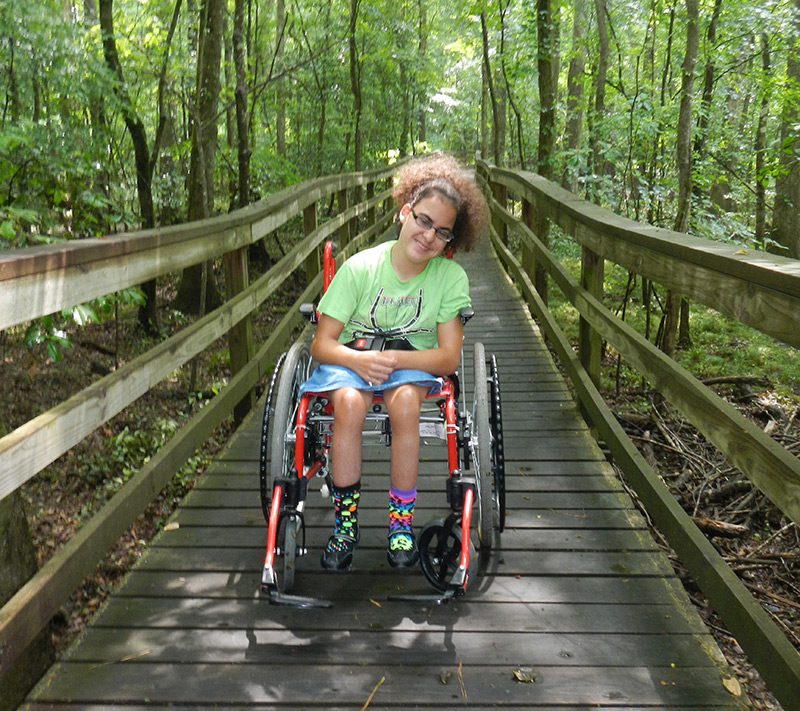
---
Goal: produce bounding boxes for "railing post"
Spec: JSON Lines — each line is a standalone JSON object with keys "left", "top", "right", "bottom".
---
{"left": 223, "top": 227, "right": 254, "bottom": 424}
{"left": 580, "top": 245, "right": 604, "bottom": 387}
{"left": 303, "top": 203, "right": 319, "bottom": 285}
{"left": 491, "top": 181, "right": 508, "bottom": 246}
{"left": 337, "top": 188, "right": 350, "bottom": 248}
{"left": 367, "top": 181, "right": 375, "bottom": 229}
{"left": 522, "top": 196, "right": 549, "bottom": 306}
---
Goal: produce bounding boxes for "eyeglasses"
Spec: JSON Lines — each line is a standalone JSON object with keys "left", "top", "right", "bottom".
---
{"left": 410, "top": 208, "right": 455, "bottom": 243}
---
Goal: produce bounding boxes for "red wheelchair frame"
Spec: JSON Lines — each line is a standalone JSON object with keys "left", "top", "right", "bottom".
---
{"left": 259, "top": 242, "right": 504, "bottom": 607}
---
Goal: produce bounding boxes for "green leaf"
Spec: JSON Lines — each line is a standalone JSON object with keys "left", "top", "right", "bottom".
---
{"left": 0, "top": 221, "right": 15, "bottom": 240}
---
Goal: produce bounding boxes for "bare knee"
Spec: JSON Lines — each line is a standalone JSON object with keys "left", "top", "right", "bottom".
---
{"left": 385, "top": 385, "right": 425, "bottom": 431}
{"left": 331, "top": 388, "right": 371, "bottom": 429}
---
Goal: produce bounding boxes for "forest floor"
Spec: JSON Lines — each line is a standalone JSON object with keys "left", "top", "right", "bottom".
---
{"left": 2, "top": 279, "right": 798, "bottom": 711}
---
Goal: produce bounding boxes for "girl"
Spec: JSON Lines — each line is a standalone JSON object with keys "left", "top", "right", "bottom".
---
{"left": 300, "top": 153, "right": 488, "bottom": 572}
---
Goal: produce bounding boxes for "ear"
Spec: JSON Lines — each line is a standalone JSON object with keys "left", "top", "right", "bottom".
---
{"left": 398, "top": 203, "right": 412, "bottom": 223}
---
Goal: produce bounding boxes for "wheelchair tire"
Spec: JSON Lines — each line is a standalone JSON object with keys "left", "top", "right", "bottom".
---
{"left": 269, "top": 342, "right": 312, "bottom": 488}
{"left": 259, "top": 351, "right": 287, "bottom": 523}
{"left": 471, "top": 343, "right": 494, "bottom": 549}
{"left": 280, "top": 515, "right": 298, "bottom": 593}
{"left": 488, "top": 353, "right": 506, "bottom": 533}
{"left": 418, "top": 518, "right": 474, "bottom": 593}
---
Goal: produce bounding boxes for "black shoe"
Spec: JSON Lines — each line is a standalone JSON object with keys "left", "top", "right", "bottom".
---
{"left": 387, "top": 530, "right": 419, "bottom": 569}
{"left": 320, "top": 532, "right": 359, "bottom": 572}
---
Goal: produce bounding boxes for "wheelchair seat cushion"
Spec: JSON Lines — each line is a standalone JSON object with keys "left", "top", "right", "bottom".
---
{"left": 299, "top": 364, "right": 444, "bottom": 395}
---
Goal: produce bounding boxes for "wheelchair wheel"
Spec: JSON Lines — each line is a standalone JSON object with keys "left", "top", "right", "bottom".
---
{"left": 472, "top": 343, "right": 493, "bottom": 549}
{"left": 418, "top": 518, "right": 474, "bottom": 593}
{"left": 259, "top": 351, "right": 287, "bottom": 523}
{"left": 269, "top": 342, "right": 312, "bottom": 488}
{"left": 280, "top": 515, "right": 298, "bottom": 593}
{"left": 488, "top": 354, "right": 506, "bottom": 532}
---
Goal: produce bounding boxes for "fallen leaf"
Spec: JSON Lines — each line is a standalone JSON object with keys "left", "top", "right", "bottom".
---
{"left": 369, "top": 598, "right": 382, "bottom": 608}
{"left": 733, "top": 249, "right": 748, "bottom": 256}
{"left": 163, "top": 522, "right": 180, "bottom": 531}
{"left": 512, "top": 666, "right": 540, "bottom": 683}
{"left": 439, "top": 670, "right": 451, "bottom": 684}
{"left": 723, "top": 677, "right": 742, "bottom": 697}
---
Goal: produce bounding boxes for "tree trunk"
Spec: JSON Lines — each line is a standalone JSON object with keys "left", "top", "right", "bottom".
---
{"left": 275, "top": 0, "right": 286, "bottom": 158}
{"left": 417, "top": 0, "right": 427, "bottom": 145}
{"left": 772, "top": 0, "right": 800, "bottom": 259}
{"left": 588, "top": 0, "right": 608, "bottom": 197}
{"left": 662, "top": 0, "right": 699, "bottom": 357}
{"left": 175, "top": 0, "right": 226, "bottom": 315}
{"left": 754, "top": 33, "right": 770, "bottom": 247}
{"left": 481, "top": 9, "right": 502, "bottom": 166}
{"left": 348, "top": 0, "right": 362, "bottom": 172}
{"left": 562, "top": 5, "right": 586, "bottom": 191}
{"left": 233, "top": 0, "right": 250, "bottom": 209}
{"left": 98, "top": 0, "right": 159, "bottom": 334}
{"left": 537, "top": 0, "right": 557, "bottom": 180}
{"left": 499, "top": 0, "right": 525, "bottom": 168}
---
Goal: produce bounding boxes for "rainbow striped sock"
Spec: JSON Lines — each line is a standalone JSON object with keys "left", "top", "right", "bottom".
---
{"left": 388, "top": 485, "right": 416, "bottom": 549}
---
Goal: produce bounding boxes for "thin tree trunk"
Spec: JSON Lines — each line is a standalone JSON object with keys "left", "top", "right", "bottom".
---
{"left": 175, "top": 0, "right": 226, "bottom": 315}
{"left": 588, "top": 0, "right": 608, "bottom": 197}
{"left": 772, "top": 0, "right": 800, "bottom": 259}
{"left": 417, "top": 0, "right": 427, "bottom": 145}
{"left": 98, "top": 0, "right": 160, "bottom": 334}
{"left": 662, "top": 0, "right": 698, "bottom": 357}
{"left": 499, "top": 0, "right": 526, "bottom": 168}
{"left": 562, "top": 4, "right": 586, "bottom": 191}
{"left": 348, "top": 0, "right": 362, "bottom": 172}
{"left": 754, "top": 33, "right": 770, "bottom": 247}
{"left": 233, "top": 0, "right": 250, "bottom": 209}
{"left": 537, "top": 0, "right": 557, "bottom": 179}
{"left": 275, "top": 0, "right": 286, "bottom": 158}
{"left": 481, "top": 9, "right": 501, "bottom": 166}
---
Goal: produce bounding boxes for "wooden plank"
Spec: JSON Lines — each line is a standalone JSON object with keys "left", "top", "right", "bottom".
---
{"left": 65, "top": 627, "right": 721, "bottom": 668}
{"left": 490, "top": 232, "right": 800, "bottom": 711}
{"left": 29, "top": 662, "right": 739, "bottom": 707}
{"left": 491, "top": 207, "right": 800, "bottom": 527}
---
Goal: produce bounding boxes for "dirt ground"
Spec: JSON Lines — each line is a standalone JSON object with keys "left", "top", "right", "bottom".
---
{"left": 2, "top": 290, "right": 798, "bottom": 711}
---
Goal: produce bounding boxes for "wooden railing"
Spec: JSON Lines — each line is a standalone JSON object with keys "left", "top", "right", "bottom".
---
{"left": 476, "top": 158, "right": 800, "bottom": 711}
{"left": 0, "top": 162, "right": 400, "bottom": 677}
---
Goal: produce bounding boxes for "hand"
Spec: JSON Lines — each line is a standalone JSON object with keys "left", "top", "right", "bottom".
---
{"left": 352, "top": 350, "right": 398, "bottom": 385}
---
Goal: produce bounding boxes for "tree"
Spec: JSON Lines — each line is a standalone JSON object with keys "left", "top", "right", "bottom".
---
{"left": 98, "top": 0, "right": 183, "bottom": 333}
{"left": 772, "top": 0, "right": 800, "bottom": 259}
{"left": 537, "top": 0, "right": 557, "bottom": 179}
{"left": 562, "top": 1, "right": 587, "bottom": 191}
{"left": 174, "top": 0, "right": 226, "bottom": 315}
{"left": 661, "top": 0, "right": 698, "bottom": 357}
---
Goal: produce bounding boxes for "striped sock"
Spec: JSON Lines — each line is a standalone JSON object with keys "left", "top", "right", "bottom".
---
{"left": 388, "top": 485, "right": 416, "bottom": 550}
{"left": 326, "top": 482, "right": 360, "bottom": 553}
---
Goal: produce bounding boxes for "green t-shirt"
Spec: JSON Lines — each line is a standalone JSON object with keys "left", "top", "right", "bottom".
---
{"left": 318, "top": 240, "right": 471, "bottom": 351}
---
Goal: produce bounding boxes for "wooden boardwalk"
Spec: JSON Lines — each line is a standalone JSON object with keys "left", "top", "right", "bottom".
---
{"left": 24, "top": 239, "right": 744, "bottom": 710}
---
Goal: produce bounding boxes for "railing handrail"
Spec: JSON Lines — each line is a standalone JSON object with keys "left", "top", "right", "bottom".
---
{"left": 0, "top": 161, "right": 400, "bottom": 678}
{"left": 477, "top": 158, "right": 800, "bottom": 711}
{"left": 486, "top": 166, "right": 800, "bottom": 348}
{"left": 0, "top": 164, "right": 398, "bottom": 331}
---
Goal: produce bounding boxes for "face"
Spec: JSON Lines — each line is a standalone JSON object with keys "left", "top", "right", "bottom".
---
{"left": 396, "top": 195, "right": 457, "bottom": 266}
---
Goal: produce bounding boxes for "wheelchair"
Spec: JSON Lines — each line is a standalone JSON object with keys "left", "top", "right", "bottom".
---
{"left": 259, "top": 242, "right": 505, "bottom": 607}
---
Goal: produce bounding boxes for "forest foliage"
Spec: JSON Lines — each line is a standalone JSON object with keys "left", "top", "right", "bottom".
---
{"left": 1, "top": 0, "right": 799, "bottom": 291}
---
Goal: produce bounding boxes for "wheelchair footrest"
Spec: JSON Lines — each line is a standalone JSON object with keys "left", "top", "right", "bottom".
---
{"left": 387, "top": 590, "right": 457, "bottom": 605}
{"left": 262, "top": 586, "right": 333, "bottom": 609}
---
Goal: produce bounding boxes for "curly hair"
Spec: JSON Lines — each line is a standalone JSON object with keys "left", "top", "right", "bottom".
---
{"left": 391, "top": 153, "right": 489, "bottom": 253}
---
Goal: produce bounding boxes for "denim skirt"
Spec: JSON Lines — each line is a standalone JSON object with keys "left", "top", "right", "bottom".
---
{"left": 299, "top": 364, "right": 444, "bottom": 395}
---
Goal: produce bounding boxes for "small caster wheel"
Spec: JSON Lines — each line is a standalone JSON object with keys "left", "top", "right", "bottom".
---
{"left": 418, "top": 518, "right": 474, "bottom": 593}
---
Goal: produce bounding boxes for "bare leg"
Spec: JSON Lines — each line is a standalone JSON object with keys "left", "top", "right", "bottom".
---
{"left": 329, "top": 387, "right": 373, "bottom": 487}
{"left": 383, "top": 384, "right": 428, "bottom": 490}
